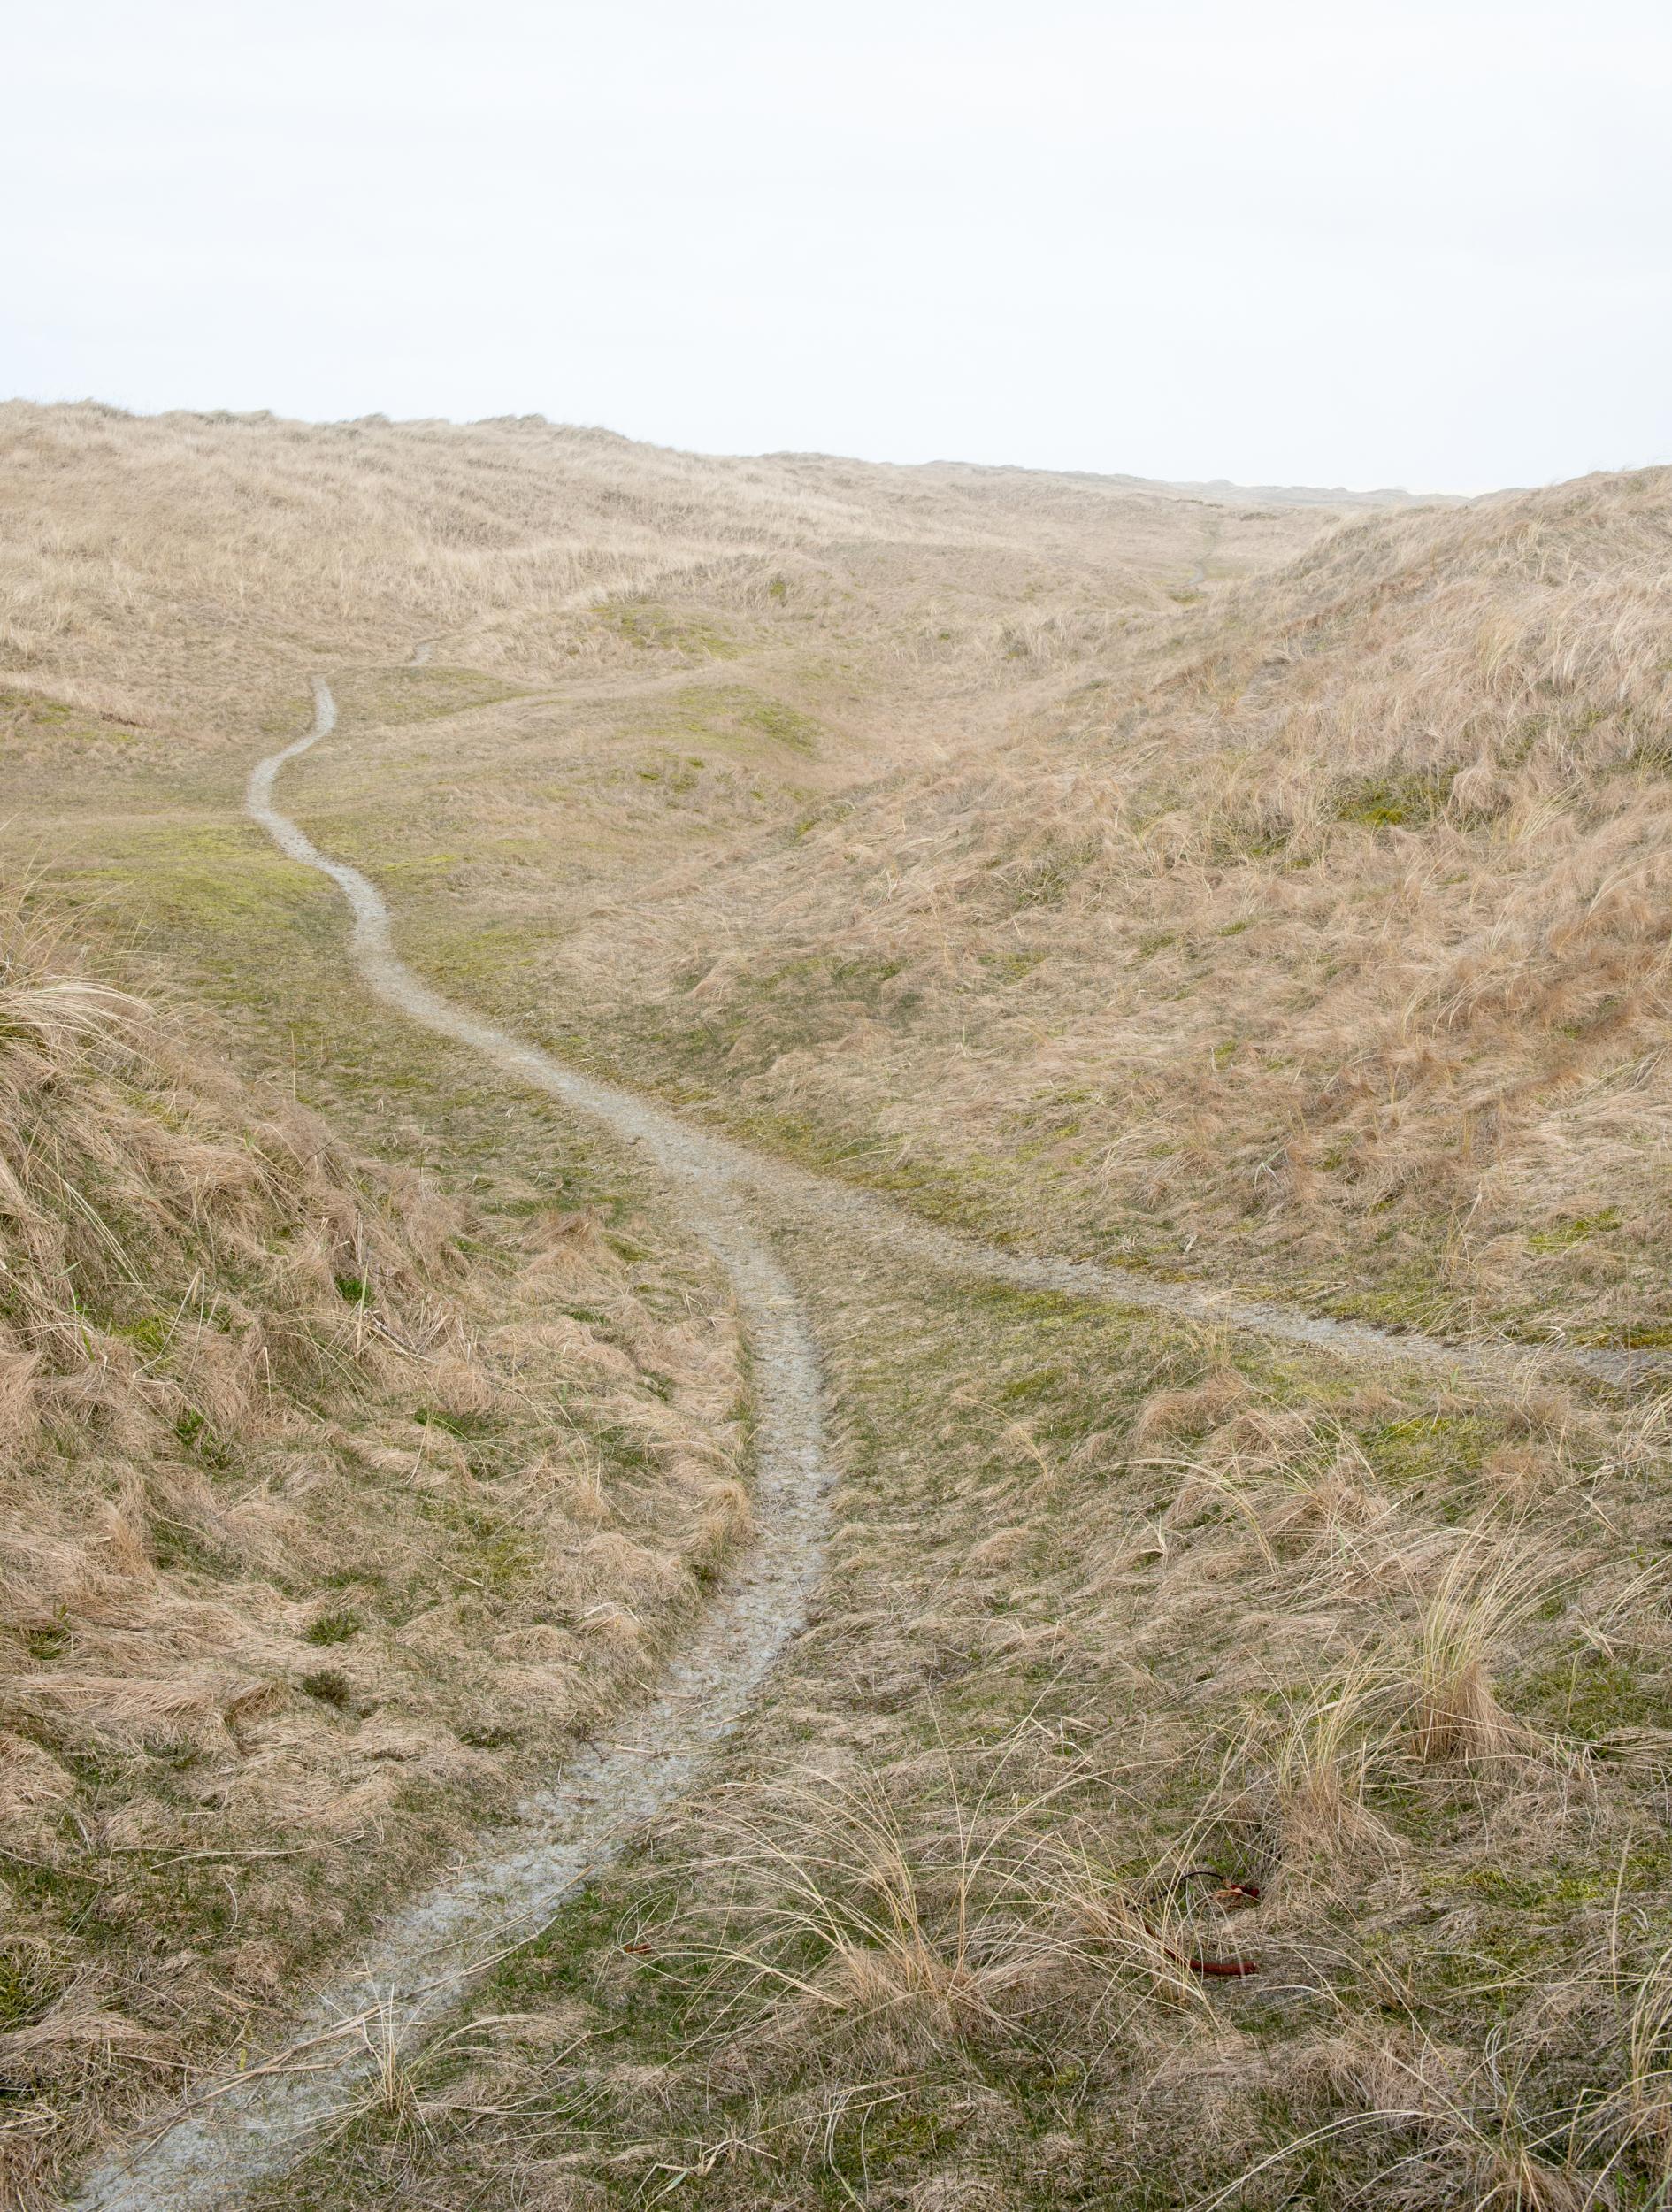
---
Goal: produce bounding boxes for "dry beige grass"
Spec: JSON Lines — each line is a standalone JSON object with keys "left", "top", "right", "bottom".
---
{"left": 40, "top": 412, "right": 1658, "bottom": 1354}
{"left": 467, "top": 465, "right": 1672, "bottom": 1352}
{"left": 241, "top": 1237, "right": 1672, "bottom": 2210}
{"left": 0, "top": 401, "right": 1337, "bottom": 749}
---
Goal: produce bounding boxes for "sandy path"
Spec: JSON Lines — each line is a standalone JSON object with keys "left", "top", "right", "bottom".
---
{"left": 763, "top": 1173, "right": 1664, "bottom": 1388}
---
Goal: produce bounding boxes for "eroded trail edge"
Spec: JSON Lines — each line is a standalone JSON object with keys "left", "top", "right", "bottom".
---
{"left": 74, "top": 684, "right": 834, "bottom": 2212}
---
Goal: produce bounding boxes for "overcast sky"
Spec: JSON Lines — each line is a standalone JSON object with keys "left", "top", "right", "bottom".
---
{"left": 6, "top": 0, "right": 1670, "bottom": 494}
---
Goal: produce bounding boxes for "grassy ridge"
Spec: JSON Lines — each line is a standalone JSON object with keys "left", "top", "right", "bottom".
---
{"left": 350, "top": 467, "right": 1672, "bottom": 1354}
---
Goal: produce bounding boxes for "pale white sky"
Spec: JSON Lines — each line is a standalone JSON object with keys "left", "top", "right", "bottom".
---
{"left": 6, "top": 0, "right": 1670, "bottom": 494}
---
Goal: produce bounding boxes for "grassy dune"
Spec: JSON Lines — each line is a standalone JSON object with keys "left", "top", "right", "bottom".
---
{"left": 329, "top": 465, "right": 1672, "bottom": 1353}
{"left": 9, "top": 404, "right": 1672, "bottom": 2208}
{"left": 0, "top": 400, "right": 1332, "bottom": 740}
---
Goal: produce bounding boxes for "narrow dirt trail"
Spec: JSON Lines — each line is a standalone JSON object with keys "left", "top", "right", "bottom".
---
{"left": 764, "top": 1177, "right": 1668, "bottom": 1388}
{"left": 73, "top": 683, "right": 835, "bottom": 2212}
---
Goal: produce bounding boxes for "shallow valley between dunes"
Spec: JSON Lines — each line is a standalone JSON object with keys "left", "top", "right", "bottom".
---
{"left": 6, "top": 403, "right": 1672, "bottom": 2210}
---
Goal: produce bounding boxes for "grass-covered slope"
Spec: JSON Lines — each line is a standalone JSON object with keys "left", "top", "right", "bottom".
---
{"left": 531, "top": 467, "right": 1672, "bottom": 1348}
{"left": 0, "top": 910, "right": 748, "bottom": 2203}
{"left": 0, "top": 401, "right": 1345, "bottom": 749}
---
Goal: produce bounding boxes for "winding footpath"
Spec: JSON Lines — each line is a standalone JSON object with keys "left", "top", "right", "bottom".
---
{"left": 74, "top": 674, "right": 1664, "bottom": 2211}
{"left": 73, "top": 682, "right": 835, "bottom": 2212}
